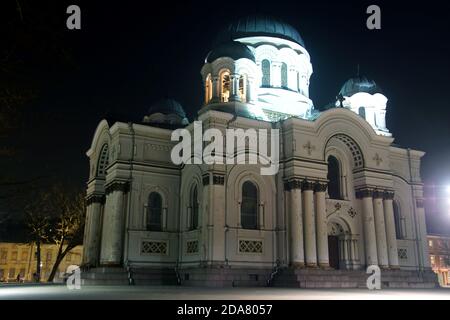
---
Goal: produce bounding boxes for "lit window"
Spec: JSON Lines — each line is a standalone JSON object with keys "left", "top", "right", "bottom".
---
{"left": 241, "top": 181, "right": 258, "bottom": 230}
{"left": 429, "top": 240, "right": 433, "bottom": 247}
{"left": 205, "top": 74, "right": 212, "bottom": 104}
{"left": 261, "top": 59, "right": 271, "bottom": 87}
{"left": 147, "top": 192, "right": 163, "bottom": 231}
{"left": 430, "top": 255, "right": 435, "bottom": 265}
{"left": 0, "top": 250, "right": 7, "bottom": 264}
{"left": 11, "top": 251, "right": 17, "bottom": 261}
{"left": 220, "top": 70, "right": 230, "bottom": 102}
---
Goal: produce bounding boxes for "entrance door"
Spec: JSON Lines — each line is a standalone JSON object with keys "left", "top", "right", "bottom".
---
{"left": 328, "top": 236, "right": 339, "bottom": 269}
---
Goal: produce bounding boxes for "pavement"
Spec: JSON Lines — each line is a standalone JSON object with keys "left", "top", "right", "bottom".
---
{"left": 1, "top": 284, "right": 450, "bottom": 300}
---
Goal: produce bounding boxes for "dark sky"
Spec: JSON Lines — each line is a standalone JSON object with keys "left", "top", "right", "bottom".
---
{"left": 2, "top": 0, "right": 450, "bottom": 232}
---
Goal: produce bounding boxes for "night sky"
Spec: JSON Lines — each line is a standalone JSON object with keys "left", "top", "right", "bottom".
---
{"left": 2, "top": 0, "right": 450, "bottom": 233}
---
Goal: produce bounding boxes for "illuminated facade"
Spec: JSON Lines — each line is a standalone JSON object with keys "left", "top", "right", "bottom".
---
{"left": 0, "top": 242, "right": 82, "bottom": 282}
{"left": 82, "top": 15, "right": 437, "bottom": 287}
{"left": 428, "top": 234, "right": 450, "bottom": 286}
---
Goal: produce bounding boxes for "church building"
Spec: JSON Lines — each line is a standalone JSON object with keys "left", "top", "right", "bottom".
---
{"left": 81, "top": 15, "right": 437, "bottom": 288}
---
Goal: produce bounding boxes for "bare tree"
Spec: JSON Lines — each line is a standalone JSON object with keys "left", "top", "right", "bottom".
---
{"left": 25, "top": 191, "right": 51, "bottom": 282}
{"left": 46, "top": 191, "right": 86, "bottom": 282}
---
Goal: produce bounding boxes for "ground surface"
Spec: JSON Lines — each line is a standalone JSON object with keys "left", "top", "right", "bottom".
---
{"left": 0, "top": 284, "right": 450, "bottom": 300}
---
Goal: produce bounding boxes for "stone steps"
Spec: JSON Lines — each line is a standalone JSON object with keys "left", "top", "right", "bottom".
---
{"left": 272, "top": 268, "right": 439, "bottom": 289}
{"left": 80, "top": 266, "right": 439, "bottom": 288}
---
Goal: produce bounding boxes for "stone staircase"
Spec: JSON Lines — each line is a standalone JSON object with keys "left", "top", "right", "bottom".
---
{"left": 80, "top": 265, "right": 438, "bottom": 289}
{"left": 178, "top": 267, "right": 272, "bottom": 287}
{"left": 81, "top": 266, "right": 179, "bottom": 286}
{"left": 131, "top": 267, "right": 179, "bottom": 286}
{"left": 270, "top": 268, "right": 439, "bottom": 289}
{"left": 81, "top": 267, "right": 129, "bottom": 286}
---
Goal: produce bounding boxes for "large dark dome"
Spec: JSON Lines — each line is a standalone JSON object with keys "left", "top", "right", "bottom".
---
{"left": 339, "top": 76, "right": 383, "bottom": 97}
{"left": 148, "top": 98, "right": 187, "bottom": 118}
{"left": 206, "top": 41, "right": 255, "bottom": 63}
{"left": 215, "top": 14, "right": 305, "bottom": 47}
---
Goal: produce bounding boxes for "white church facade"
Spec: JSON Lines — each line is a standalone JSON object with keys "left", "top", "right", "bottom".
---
{"left": 81, "top": 15, "right": 437, "bottom": 287}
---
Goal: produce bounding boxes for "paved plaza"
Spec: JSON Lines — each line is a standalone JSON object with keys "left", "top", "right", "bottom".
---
{"left": 1, "top": 284, "right": 449, "bottom": 300}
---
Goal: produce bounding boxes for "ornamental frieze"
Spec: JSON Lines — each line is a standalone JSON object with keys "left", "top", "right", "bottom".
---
{"left": 105, "top": 181, "right": 130, "bottom": 195}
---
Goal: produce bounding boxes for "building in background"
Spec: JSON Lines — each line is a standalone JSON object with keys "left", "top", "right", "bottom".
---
{"left": 428, "top": 234, "right": 450, "bottom": 286}
{"left": 0, "top": 242, "right": 83, "bottom": 282}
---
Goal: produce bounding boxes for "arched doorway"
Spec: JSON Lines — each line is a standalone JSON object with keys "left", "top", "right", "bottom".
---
{"left": 328, "top": 222, "right": 345, "bottom": 269}
{"left": 327, "top": 219, "right": 359, "bottom": 270}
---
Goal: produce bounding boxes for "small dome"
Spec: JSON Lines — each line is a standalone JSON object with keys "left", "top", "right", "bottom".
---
{"left": 147, "top": 98, "right": 187, "bottom": 118}
{"left": 215, "top": 14, "right": 305, "bottom": 47}
{"left": 144, "top": 98, "right": 188, "bottom": 127}
{"left": 206, "top": 41, "right": 255, "bottom": 63}
{"left": 339, "top": 76, "right": 383, "bottom": 97}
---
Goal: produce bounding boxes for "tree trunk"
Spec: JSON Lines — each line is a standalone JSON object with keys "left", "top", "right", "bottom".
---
{"left": 47, "top": 245, "right": 73, "bottom": 282}
{"left": 35, "top": 240, "right": 41, "bottom": 282}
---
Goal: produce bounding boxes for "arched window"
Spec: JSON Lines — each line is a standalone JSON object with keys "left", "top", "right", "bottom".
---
{"left": 190, "top": 185, "right": 199, "bottom": 230}
{"left": 241, "top": 181, "right": 258, "bottom": 229}
{"left": 393, "top": 201, "right": 403, "bottom": 239}
{"left": 261, "top": 59, "right": 271, "bottom": 87}
{"left": 358, "top": 107, "right": 366, "bottom": 119}
{"left": 281, "top": 63, "right": 288, "bottom": 88}
{"left": 327, "top": 155, "right": 341, "bottom": 199}
{"left": 147, "top": 192, "right": 162, "bottom": 231}
{"left": 220, "top": 70, "right": 230, "bottom": 102}
{"left": 239, "top": 75, "right": 247, "bottom": 102}
{"left": 205, "top": 74, "right": 212, "bottom": 104}
{"left": 296, "top": 72, "right": 300, "bottom": 93}
{"left": 96, "top": 144, "right": 109, "bottom": 177}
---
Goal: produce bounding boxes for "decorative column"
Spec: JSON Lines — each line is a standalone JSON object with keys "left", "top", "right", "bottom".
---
{"left": 373, "top": 189, "right": 389, "bottom": 268}
{"left": 83, "top": 194, "right": 105, "bottom": 266}
{"left": 356, "top": 188, "right": 378, "bottom": 266}
{"left": 247, "top": 76, "right": 256, "bottom": 104}
{"left": 210, "top": 76, "right": 220, "bottom": 103}
{"left": 315, "top": 182, "right": 329, "bottom": 268}
{"left": 383, "top": 191, "right": 400, "bottom": 269}
{"left": 302, "top": 180, "right": 317, "bottom": 267}
{"left": 286, "top": 179, "right": 304, "bottom": 268}
{"left": 229, "top": 73, "right": 240, "bottom": 102}
{"left": 203, "top": 172, "right": 226, "bottom": 267}
{"left": 100, "top": 181, "right": 128, "bottom": 266}
{"left": 416, "top": 198, "right": 431, "bottom": 269}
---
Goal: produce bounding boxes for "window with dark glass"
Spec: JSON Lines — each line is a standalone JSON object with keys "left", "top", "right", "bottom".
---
{"left": 261, "top": 59, "right": 271, "bottom": 87}
{"left": 358, "top": 107, "right": 366, "bottom": 119}
{"left": 327, "top": 155, "right": 341, "bottom": 199}
{"left": 241, "top": 181, "right": 258, "bottom": 229}
{"left": 393, "top": 201, "right": 403, "bottom": 239}
{"left": 281, "top": 63, "right": 288, "bottom": 88}
{"left": 191, "top": 186, "right": 199, "bottom": 230}
{"left": 147, "top": 192, "right": 162, "bottom": 231}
